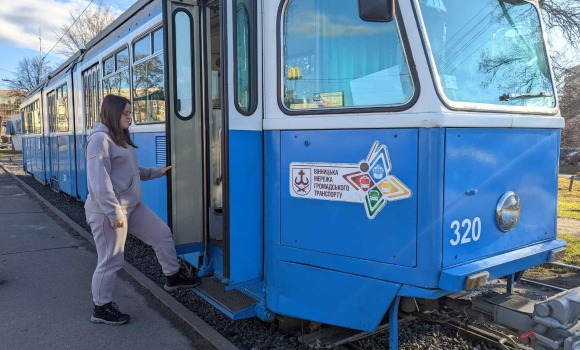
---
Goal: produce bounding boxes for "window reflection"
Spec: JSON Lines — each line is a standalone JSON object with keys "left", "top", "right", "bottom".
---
{"left": 104, "top": 57, "right": 115, "bottom": 76}
{"left": 133, "top": 55, "right": 165, "bottom": 123}
{"left": 103, "top": 69, "right": 130, "bottom": 100}
{"left": 116, "top": 48, "right": 129, "bottom": 70}
{"left": 153, "top": 28, "right": 163, "bottom": 54}
{"left": 419, "top": 0, "right": 555, "bottom": 108}
{"left": 57, "top": 85, "right": 68, "bottom": 132}
{"left": 174, "top": 11, "right": 193, "bottom": 117}
{"left": 235, "top": 2, "right": 253, "bottom": 113}
{"left": 134, "top": 36, "right": 150, "bottom": 62}
{"left": 132, "top": 27, "right": 166, "bottom": 124}
{"left": 23, "top": 101, "right": 40, "bottom": 135}
{"left": 283, "top": 0, "right": 414, "bottom": 110}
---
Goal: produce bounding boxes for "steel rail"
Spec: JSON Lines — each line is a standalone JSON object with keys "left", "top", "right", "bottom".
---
{"left": 520, "top": 278, "right": 569, "bottom": 292}
{"left": 546, "top": 262, "right": 580, "bottom": 271}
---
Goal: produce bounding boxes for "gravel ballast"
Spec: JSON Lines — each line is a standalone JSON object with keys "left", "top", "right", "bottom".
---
{"left": 0, "top": 156, "right": 516, "bottom": 349}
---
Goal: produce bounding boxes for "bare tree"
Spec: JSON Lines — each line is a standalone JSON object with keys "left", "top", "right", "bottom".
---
{"left": 540, "top": 0, "right": 580, "bottom": 54}
{"left": 54, "top": 0, "right": 117, "bottom": 58}
{"left": 6, "top": 56, "right": 52, "bottom": 94}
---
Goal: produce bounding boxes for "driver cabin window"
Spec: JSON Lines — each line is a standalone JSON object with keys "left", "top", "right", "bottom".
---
{"left": 282, "top": 0, "right": 414, "bottom": 111}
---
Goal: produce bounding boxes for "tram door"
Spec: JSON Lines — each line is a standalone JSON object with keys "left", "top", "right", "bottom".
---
{"left": 164, "top": 0, "right": 205, "bottom": 247}
{"left": 164, "top": 0, "right": 226, "bottom": 245}
{"left": 165, "top": 0, "right": 263, "bottom": 287}
{"left": 47, "top": 90, "right": 59, "bottom": 191}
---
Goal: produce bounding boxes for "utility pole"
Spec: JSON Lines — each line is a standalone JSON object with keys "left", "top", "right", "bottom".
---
{"left": 39, "top": 27, "right": 43, "bottom": 81}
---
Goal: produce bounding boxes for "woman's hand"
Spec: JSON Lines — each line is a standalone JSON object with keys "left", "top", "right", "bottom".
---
{"left": 111, "top": 217, "right": 125, "bottom": 229}
{"left": 161, "top": 166, "right": 172, "bottom": 176}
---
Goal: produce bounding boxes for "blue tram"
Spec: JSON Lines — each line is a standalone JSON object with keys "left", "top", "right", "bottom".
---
{"left": 20, "top": 0, "right": 580, "bottom": 349}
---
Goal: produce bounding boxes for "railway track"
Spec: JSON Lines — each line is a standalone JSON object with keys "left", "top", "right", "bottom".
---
{"left": 519, "top": 261, "right": 580, "bottom": 292}
{"left": 519, "top": 278, "right": 569, "bottom": 292}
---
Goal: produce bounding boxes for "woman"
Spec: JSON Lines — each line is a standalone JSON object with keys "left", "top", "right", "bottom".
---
{"left": 85, "top": 94, "right": 200, "bottom": 325}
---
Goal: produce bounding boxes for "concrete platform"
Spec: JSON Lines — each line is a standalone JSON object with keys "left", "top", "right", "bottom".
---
{"left": 0, "top": 167, "right": 220, "bottom": 350}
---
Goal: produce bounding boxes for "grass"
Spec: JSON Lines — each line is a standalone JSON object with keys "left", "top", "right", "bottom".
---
{"left": 559, "top": 233, "right": 580, "bottom": 266}
{"left": 558, "top": 177, "right": 580, "bottom": 220}
{"left": 528, "top": 233, "right": 580, "bottom": 274}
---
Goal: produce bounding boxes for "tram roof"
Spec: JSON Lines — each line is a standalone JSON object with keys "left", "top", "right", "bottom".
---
{"left": 25, "top": 0, "right": 155, "bottom": 100}
{"left": 84, "top": 0, "right": 155, "bottom": 52}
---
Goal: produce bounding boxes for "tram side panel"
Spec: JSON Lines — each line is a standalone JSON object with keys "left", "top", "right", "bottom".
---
{"left": 265, "top": 128, "right": 422, "bottom": 331}
{"left": 33, "top": 135, "right": 45, "bottom": 181}
{"left": 133, "top": 132, "right": 168, "bottom": 223}
{"left": 442, "top": 128, "right": 560, "bottom": 267}
{"left": 54, "top": 135, "right": 76, "bottom": 196}
{"left": 75, "top": 134, "right": 88, "bottom": 201}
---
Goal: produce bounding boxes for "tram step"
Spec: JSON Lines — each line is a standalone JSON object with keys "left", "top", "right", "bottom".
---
{"left": 193, "top": 276, "right": 257, "bottom": 320}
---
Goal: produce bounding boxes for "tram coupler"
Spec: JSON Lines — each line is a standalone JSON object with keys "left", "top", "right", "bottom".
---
{"left": 436, "top": 288, "right": 580, "bottom": 350}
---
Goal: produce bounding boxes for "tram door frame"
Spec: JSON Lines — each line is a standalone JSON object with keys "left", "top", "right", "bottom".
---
{"left": 164, "top": 0, "right": 228, "bottom": 249}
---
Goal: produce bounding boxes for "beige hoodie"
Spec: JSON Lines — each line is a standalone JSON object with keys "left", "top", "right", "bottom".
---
{"left": 84, "top": 122, "right": 162, "bottom": 222}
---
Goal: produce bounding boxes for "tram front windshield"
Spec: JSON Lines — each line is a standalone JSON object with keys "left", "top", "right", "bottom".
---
{"left": 418, "top": 0, "right": 556, "bottom": 108}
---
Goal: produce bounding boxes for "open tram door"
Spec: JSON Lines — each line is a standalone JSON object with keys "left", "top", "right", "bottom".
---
{"left": 163, "top": 0, "right": 265, "bottom": 319}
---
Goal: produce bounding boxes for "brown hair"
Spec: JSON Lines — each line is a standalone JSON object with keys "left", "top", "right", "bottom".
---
{"left": 99, "top": 94, "right": 137, "bottom": 148}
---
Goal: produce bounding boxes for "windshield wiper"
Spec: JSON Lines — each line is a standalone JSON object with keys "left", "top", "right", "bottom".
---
{"left": 499, "top": 92, "right": 554, "bottom": 101}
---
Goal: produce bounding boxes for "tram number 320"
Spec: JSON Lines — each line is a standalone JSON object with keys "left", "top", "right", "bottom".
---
{"left": 450, "top": 218, "right": 482, "bottom": 246}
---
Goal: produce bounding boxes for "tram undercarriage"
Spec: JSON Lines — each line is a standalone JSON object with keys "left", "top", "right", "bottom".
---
{"left": 409, "top": 287, "right": 580, "bottom": 350}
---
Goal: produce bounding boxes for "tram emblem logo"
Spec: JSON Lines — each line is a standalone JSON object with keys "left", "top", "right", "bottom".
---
{"left": 292, "top": 168, "right": 311, "bottom": 196}
{"left": 289, "top": 141, "right": 412, "bottom": 219}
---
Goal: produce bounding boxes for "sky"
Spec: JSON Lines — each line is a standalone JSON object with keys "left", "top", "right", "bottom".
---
{"left": 0, "top": 0, "right": 136, "bottom": 88}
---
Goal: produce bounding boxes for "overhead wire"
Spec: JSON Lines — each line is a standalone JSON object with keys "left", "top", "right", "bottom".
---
{"left": 42, "top": 0, "right": 95, "bottom": 60}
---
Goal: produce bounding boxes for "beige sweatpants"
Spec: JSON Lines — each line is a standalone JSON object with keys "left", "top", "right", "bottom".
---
{"left": 86, "top": 202, "right": 181, "bottom": 306}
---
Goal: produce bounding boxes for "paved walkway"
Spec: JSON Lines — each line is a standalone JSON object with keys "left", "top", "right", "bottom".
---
{"left": 0, "top": 166, "right": 213, "bottom": 350}
{"left": 559, "top": 217, "right": 580, "bottom": 237}
{"left": 559, "top": 173, "right": 580, "bottom": 179}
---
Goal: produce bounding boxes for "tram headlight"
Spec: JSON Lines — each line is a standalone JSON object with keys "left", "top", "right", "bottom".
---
{"left": 496, "top": 191, "right": 521, "bottom": 232}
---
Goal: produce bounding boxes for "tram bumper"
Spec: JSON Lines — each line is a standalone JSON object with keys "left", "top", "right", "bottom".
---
{"left": 436, "top": 238, "right": 580, "bottom": 350}
{"left": 438, "top": 239, "right": 566, "bottom": 292}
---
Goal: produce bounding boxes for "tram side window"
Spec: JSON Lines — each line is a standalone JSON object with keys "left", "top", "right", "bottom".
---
{"left": 97, "top": 69, "right": 101, "bottom": 113}
{"left": 87, "top": 73, "right": 93, "bottom": 129}
{"left": 56, "top": 85, "right": 69, "bottom": 132}
{"left": 23, "top": 103, "right": 37, "bottom": 135}
{"left": 153, "top": 29, "right": 163, "bottom": 53}
{"left": 84, "top": 70, "right": 99, "bottom": 130}
{"left": 103, "top": 49, "right": 130, "bottom": 100}
{"left": 116, "top": 48, "right": 129, "bottom": 70}
{"left": 48, "top": 91, "right": 56, "bottom": 132}
{"left": 32, "top": 101, "right": 41, "bottom": 134}
{"left": 104, "top": 57, "right": 115, "bottom": 76}
{"left": 134, "top": 35, "right": 150, "bottom": 62}
{"left": 93, "top": 71, "right": 97, "bottom": 123}
{"left": 282, "top": 0, "right": 414, "bottom": 111}
{"left": 132, "top": 28, "right": 166, "bottom": 124}
{"left": 23, "top": 107, "right": 29, "bottom": 134}
{"left": 173, "top": 11, "right": 194, "bottom": 118}
{"left": 234, "top": 0, "right": 256, "bottom": 114}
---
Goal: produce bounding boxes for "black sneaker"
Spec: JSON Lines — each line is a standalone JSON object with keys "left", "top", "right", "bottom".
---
{"left": 91, "top": 302, "right": 130, "bottom": 325}
{"left": 164, "top": 268, "right": 201, "bottom": 291}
